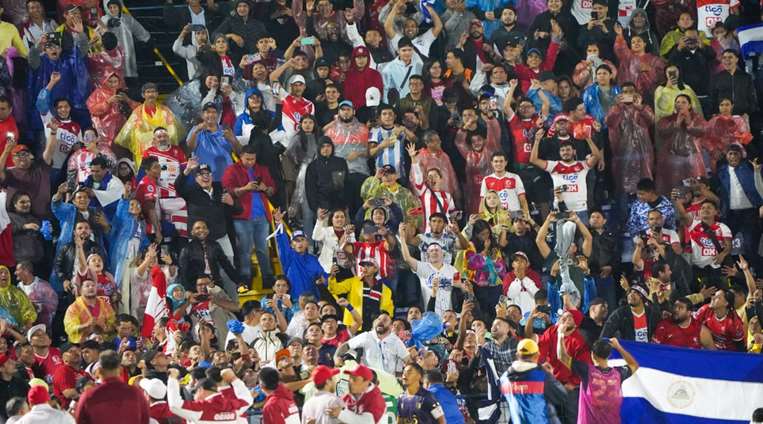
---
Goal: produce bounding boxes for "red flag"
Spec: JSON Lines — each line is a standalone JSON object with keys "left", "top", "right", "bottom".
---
{"left": 141, "top": 265, "right": 169, "bottom": 338}
{"left": 0, "top": 192, "right": 15, "bottom": 267}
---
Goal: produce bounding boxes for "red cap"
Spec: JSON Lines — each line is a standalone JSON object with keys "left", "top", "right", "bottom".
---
{"left": 564, "top": 308, "right": 584, "bottom": 327}
{"left": 27, "top": 385, "right": 50, "bottom": 406}
{"left": 312, "top": 365, "right": 340, "bottom": 386}
{"left": 344, "top": 364, "right": 374, "bottom": 381}
{"left": 11, "top": 144, "right": 29, "bottom": 155}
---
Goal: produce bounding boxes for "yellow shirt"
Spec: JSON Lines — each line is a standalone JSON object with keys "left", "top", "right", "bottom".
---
{"left": 0, "top": 21, "right": 28, "bottom": 58}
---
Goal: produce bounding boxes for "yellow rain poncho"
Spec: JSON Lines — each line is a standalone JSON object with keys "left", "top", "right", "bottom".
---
{"left": 114, "top": 103, "right": 185, "bottom": 166}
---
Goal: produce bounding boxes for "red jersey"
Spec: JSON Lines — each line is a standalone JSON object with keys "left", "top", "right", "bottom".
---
{"left": 135, "top": 175, "right": 159, "bottom": 233}
{"left": 508, "top": 115, "right": 539, "bottom": 164}
{"left": 34, "top": 347, "right": 62, "bottom": 382}
{"left": 143, "top": 146, "right": 188, "bottom": 198}
{"left": 480, "top": 172, "right": 526, "bottom": 212}
{"left": 652, "top": 318, "right": 702, "bottom": 349}
{"left": 538, "top": 326, "right": 591, "bottom": 386}
{"left": 52, "top": 363, "right": 87, "bottom": 402}
{"left": 263, "top": 385, "right": 300, "bottom": 424}
{"left": 694, "top": 305, "right": 744, "bottom": 350}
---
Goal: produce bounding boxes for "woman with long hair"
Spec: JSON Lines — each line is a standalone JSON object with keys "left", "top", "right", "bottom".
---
{"left": 466, "top": 219, "right": 507, "bottom": 322}
{"left": 423, "top": 60, "right": 448, "bottom": 106}
{"left": 479, "top": 190, "right": 512, "bottom": 239}
{"left": 7, "top": 191, "right": 45, "bottom": 266}
{"left": 704, "top": 97, "right": 753, "bottom": 171}
{"left": 288, "top": 114, "right": 322, "bottom": 233}
{"left": 582, "top": 64, "right": 621, "bottom": 127}
{"left": 655, "top": 94, "right": 708, "bottom": 194}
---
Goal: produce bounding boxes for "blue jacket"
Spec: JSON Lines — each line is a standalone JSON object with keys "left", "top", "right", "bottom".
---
{"left": 428, "top": 384, "right": 464, "bottom": 424}
{"left": 193, "top": 128, "right": 233, "bottom": 182}
{"left": 504, "top": 363, "right": 566, "bottom": 424}
{"left": 275, "top": 230, "right": 325, "bottom": 300}
{"left": 717, "top": 162, "right": 763, "bottom": 212}
{"left": 582, "top": 83, "right": 620, "bottom": 126}
{"left": 50, "top": 200, "right": 106, "bottom": 289}
{"left": 28, "top": 44, "right": 90, "bottom": 130}
{"left": 527, "top": 88, "right": 562, "bottom": 122}
{"left": 465, "top": 0, "right": 511, "bottom": 38}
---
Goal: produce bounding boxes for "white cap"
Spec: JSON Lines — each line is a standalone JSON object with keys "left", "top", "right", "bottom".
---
{"left": 139, "top": 378, "right": 167, "bottom": 399}
{"left": 26, "top": 324, "right": 46, "bottom": 342}
{"left": 365, "top": 87, "right": 381, "bottom": 107}
{"left": 288, "top": 74, "right": 306, "bottom": 85}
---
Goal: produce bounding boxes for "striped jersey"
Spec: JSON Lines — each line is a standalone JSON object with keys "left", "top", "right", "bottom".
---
{"left": 411, "top": 162, "right": 455, "bottom": 231}
{"left": 369, "top": 126, "right": 405, "bottom": 177}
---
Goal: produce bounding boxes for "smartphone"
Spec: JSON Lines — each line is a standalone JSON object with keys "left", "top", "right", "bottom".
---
{"left": 622, "top": 94, "right": 634, "bottom": 103}
{"left": 6, "top": 132, "right": 14, "bottom": 141}
{"left": 221, "top": 75, "right": 231, "bottom": 86}
{"left": 160, "top": 244, "right": 170, "bottom": 258}
{"left": 300, "top": 36, "right": 316, "bottom": 46}
{"left": 590, "top": 11, "right": 599, "bottom": 20}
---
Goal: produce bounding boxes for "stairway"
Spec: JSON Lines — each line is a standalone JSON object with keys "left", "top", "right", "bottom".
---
{"left": 121, "top": 1, "right": 186, "bottom": 94}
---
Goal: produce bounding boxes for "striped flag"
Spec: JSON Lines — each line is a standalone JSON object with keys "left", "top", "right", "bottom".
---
{"left": 141, "top": 265, "right": 169, "bottom": 338}
{"left": 613, "top": 341, "right": 763, "bottom": 423}
{"left": 738, "top": 23, "right": 763, "bottom": 59}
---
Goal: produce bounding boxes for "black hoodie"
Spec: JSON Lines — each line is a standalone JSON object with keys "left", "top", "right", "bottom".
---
{"left": 305, "top": 142, "right": 350, "bottom": 211}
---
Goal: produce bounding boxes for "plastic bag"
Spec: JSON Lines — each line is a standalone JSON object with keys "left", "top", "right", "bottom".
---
{"left": 409, "top": 312, "right": 444, "bottom": 349}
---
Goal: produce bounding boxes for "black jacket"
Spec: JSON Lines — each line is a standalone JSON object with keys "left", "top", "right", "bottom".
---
{"left": 668, "top": 46, "right": 716, "bottom": 96}
{"left": 601, "top": 303, "right": 661, "bottom": 341}
{"left": 162, "top": 3, "right": 222, "bottom": 35}
{"left": 54, "top": 240, "right": 106, "bottom": 283}
{"left": 305, "top": 150, "right": 349, "bottom": 211}
{"left": 212, "top": 13, "right": 266, "bottom": 63}
{"left": 710, "top": 69, "right": 759, "bottom": 115}
{"left": 178, "top": 238, "right": 241, "bottom": 290}
{"left": 589, "top": 228, "right": 619, "bottom": 273}
{"left": 175, "top": 174, "right": 240, "bottom": 241}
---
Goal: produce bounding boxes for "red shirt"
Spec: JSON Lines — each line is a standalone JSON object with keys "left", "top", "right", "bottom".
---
{"left": 652, "top": 318, "right": 702, "bottom": 349}
{"left": 508, "top": 115, "right": 539, "bottom": 165}
{"left": 143, "top": 146, "right": 188, "bottom": 198}
{"left": 0, "top": 116, "right": 19, "bottom": 167}
{"left": 135, "top": 175, "right": 159, "bottom": 233}
{"left": 52, "top": 363, "right": 87, "bottom": 402}
{"left": 538, "top": 326, "right": 591, "bottom": 386}
{"left": 34, "top": 347, "right": 62, "bottom": 381}
{"left": 694, "top": 305, "right": 745, "bottom": 350}
{"left": 75, "top": 377, "right": 150, "bottom": 424}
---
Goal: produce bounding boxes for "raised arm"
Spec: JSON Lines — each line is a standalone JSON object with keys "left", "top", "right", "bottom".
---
{"left": 535, "top": 212, "right": 555, "bottom": 258}
{"left": 503, "top": 79, "right": 519, "bottom": 120}
{"left": 397, "top": 223, "right": 419, "bottom": 271}
{"left": 529, "top": 126, "right": 547, "bottom": 170}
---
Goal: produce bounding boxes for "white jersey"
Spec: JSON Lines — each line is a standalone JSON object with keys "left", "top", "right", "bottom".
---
{"left": 687, "top": 219, "right": 732, "bottom": 269}
{"left": 480, "top": 172, "right": 526, "bottom": 212}
{"left": 545, "top": 160, "right": 590, "bottom": 212}
{"left": 697, "top": 0, "right": 739, "bottom": 36}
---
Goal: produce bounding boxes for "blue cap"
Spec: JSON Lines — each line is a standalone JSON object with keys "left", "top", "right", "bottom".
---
{"left": 338, "top": 100, "right": 354, "bottom": 109}
{"left": 527, "top": 48, "right": 543, "bottom": 58}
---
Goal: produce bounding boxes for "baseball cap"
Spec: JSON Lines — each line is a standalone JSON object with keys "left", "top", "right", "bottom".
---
{"left": 628, "top": 284, "right": 649, "bottom": 301}
{"left": 26, "top": 324, "right": 46, "bottom": 342}
{"left": 312, "top": 365, "right": 340, "bottom": 385}
{"left": 339, "top": 100, "right": 354, "bottom": 109}
{"left": 139, "top": 378, "right": 167, "bottom": 399}
{"left": 202, "top": 102, "right": 218, "bottom": 112}
{"left": 288, "top": 74, "right": 306, "bottom": 85}
{"left": 359, "top": 258, "right": 378, "bottom": 267}
{"left": 291, "top": 230, "right": 307, "bottom": 240}
{"left": 517, "top": 338, "right": 539, "bottom": 356}
{"left": 275, "top": 348, "right": 291, "bottom": 363}
{"left": 381, "top": 164, "right": 396, "bottom": 174}
{"left": 315, "top": 57, "right": 330, "bottom": 68}
{"left": 11, "top": 144, "right": 29, "bottom": 155}
{"left": 552, "top": 114, "right": 570, "bottom": 125}
{"left": 288, "top": 337, "right": 305, "bottom": 347}
{"left": 27, "top": 385, "right": 50, "bottom": 406}
{"left": 344, "top": 364, "right": 374, "bottom": 381}
{"left": 526, "top": 48, "right": 543, "bottom": 58}
{"left": 196, "top": 163, "right": 212, "bottom": 175}
{"left": 512, "top": 251, "right": 529, "bottom": 262}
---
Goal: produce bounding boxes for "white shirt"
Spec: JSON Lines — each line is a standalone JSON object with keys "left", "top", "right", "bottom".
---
{"left": 480, "top": 172, "right": 526, "bottom": 212}
{"left": 506, "top": 276, "right": 539, "bottom": 315}
{"left": 688, "top": 219, "right": 732, "bottom": 269}
{"left": 348, "top": 331, "right": 408, "bottom": 375}
{"left": 415, "top": 261, "right": 459, "bottom": 316}
{"left": 728, "top": 165, "right": 754, "bottom": 210}
{"left": 17, "top": 404, "right": 75, "bottom": 424}
{"left": 301, "top": 391, "right": 343, "bottom": 424}
{"left": 224, "top": 322, "right": 262, "bottom": 346}
{"left": 545, "top": 160, "right": 590, "bottom": 212}
{"left": 389, "top": 29, "right": 437, "bottom": 60}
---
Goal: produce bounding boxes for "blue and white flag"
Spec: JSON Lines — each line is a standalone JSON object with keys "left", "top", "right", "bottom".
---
{"left": 612, "top": 341, "right": 763, "bottom": 423}
{"left": 738, "top": 23, "right": 763, "bottom": 58}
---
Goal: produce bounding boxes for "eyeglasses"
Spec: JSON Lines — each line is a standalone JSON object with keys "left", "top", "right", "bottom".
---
{"left": 13, "top": 151, "right": 30, "bottom": 157}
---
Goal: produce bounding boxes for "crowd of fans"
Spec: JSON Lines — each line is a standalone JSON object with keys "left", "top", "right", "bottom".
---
{"left": 0, "top": 0, "right": 761, "bottom": 422}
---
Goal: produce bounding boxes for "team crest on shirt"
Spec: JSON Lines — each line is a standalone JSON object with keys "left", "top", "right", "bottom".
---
{"left": 666, "top": 380, "right": 695, "bottom": 409}
{"left": 147, "top": 185, "right": 154, "bottom": 192}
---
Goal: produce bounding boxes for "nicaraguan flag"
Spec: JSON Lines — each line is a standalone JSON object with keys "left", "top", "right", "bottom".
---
{"left": 738, "top": 23, "right": 763, "bottom": 58}
{"left": 611, "top": 341, "right": 763, "bottom": 423}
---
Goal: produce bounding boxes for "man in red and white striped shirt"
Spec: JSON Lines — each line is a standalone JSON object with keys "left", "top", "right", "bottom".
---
{"left": 143, "top": 127, "right": 189, "bottom": 237}
{"left": 407, "top": 143, "right": 455, "bottom": 231}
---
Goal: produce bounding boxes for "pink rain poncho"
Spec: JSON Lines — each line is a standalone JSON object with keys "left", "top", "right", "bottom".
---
{"left": 86, "top": 72, "right": 136, "bottom": 144}
{"left": 704, "top": 114, "right": 753, "bottom": 170}
{"left": 605, "top": 103, "right": 655, "bottom": 194}
{"left": 655, "top": 111, "right": 708, "bottom": 195}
